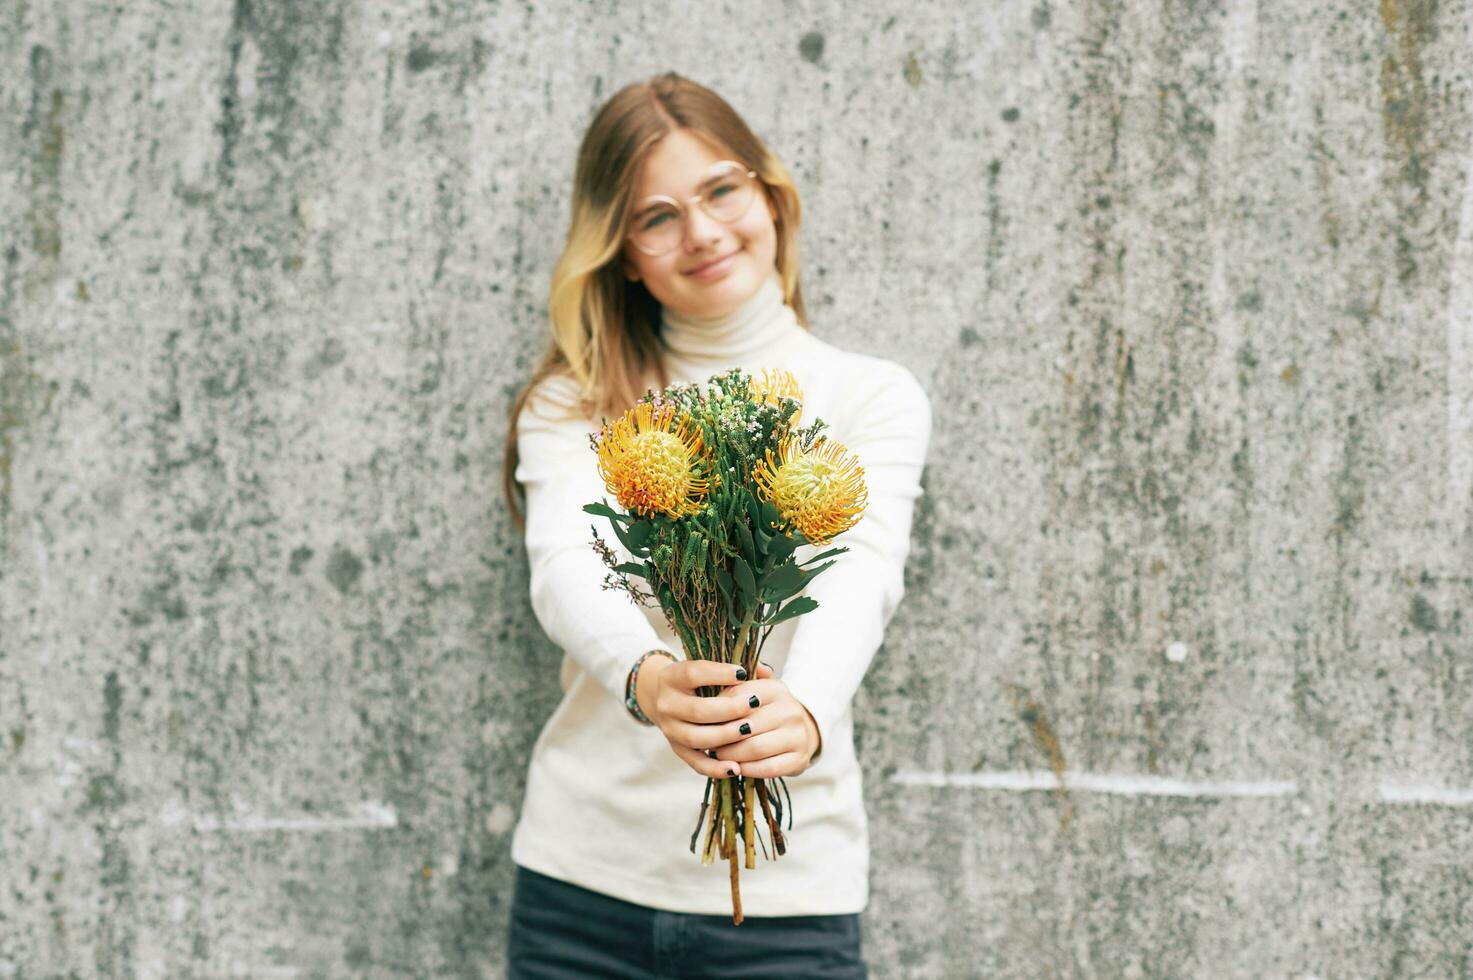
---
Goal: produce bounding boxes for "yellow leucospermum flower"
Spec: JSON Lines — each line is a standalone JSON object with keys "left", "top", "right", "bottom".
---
{"left": 748, "top": 368, "right": 803, "bottom": 425}
{"left": 596, "top": 402, "right": 713, "bottom": 518}
{"left": 753, "top": 434, "right": 867, "bottom": 545}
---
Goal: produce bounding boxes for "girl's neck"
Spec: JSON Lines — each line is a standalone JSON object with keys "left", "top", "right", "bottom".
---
{"left": 658, "top": 268, "right": 801, "bottom": 366}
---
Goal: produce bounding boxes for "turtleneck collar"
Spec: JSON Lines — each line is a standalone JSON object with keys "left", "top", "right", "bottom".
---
{"left": 658, "top": 267, "right": 806, "bottom": 368}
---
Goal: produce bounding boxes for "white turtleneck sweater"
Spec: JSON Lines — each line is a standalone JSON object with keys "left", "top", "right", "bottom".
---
{"left": 509, "top": 268, "right": 932, "bottom": 916}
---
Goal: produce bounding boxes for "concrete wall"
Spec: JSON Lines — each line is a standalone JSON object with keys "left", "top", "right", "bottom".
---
{"left": 2, "top": 1, "right": 1471, "bottom": 977}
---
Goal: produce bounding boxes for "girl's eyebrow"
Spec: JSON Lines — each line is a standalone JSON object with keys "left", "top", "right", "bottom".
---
{"left": 632, "top": 168, "right": 732, "bottom": 215}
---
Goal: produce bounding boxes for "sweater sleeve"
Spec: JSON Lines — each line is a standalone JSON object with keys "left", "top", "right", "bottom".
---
{"left": 778, "top": 362, "right": 933, "bottom": 761}
{"left": 514, "top": 376, "right": 681, "bottom": 706}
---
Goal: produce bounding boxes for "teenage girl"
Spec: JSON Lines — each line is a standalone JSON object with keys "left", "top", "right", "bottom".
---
{"left": 501, "top": 71, "right": 932, "bottom": 979}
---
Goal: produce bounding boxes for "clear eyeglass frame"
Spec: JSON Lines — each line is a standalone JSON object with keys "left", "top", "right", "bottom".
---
{"left": 624, "top": 160, "right": 762, "bottom": 256}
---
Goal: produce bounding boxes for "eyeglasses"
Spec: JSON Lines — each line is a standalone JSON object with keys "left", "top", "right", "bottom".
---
{"left": 625, "top": 160, "right": 761, "bottom": 256}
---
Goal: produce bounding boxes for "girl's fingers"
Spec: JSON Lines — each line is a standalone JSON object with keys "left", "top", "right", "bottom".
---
{"left": 725, "top": 750, "right": 805, "bottom": 781}
{"left": 665, "top": 717, "right": 731, "bottom": 750}
{"left": 660, "top": 693, "right": 723, "bottom": 726}
{"left": 661, "top": 676, "right": 779, "bottom": 726}
{"left": 663, "top": 659, "right": 752, "bottom": 692}
{"left": 709, "top": 727, "right": 792, "bottom": 763}
{"left": 667, "top": 701, "right": 776, "bottom": 749}
{"left": 670, "top": 740, "right": 741, "bottom": 779}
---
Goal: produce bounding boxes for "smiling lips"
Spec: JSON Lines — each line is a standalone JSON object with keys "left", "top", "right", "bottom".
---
{"left": 686, "top": 250, "right": 739, "bottom": 278}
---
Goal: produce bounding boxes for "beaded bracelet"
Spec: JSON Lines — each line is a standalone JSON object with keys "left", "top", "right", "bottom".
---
{"left": 625, "top": 650, "right": 677, "bottom": 726}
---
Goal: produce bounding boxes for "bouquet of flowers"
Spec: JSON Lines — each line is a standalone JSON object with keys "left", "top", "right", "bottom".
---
{"left": 582, "top": 366, "right": 867, "bottom": 925}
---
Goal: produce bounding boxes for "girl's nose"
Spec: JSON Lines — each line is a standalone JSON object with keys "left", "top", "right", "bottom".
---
{"left": 682, "top": 205, "right": 724, "bottom": 250}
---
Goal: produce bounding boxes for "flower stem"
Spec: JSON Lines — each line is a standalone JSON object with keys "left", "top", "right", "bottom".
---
{"left": 690, "top": 778, "right": 713, "bottom": 854}
{"left": 701, "top": 790, "right": 719, "bottom": 865}
{"left": 721, "top": 776, "right": 743, "bottom": 925}
{"left": 743, "top": 777, "right": 757, "bottom": 870}
{"left": 728, "top": 604, "right": 759, "bottom": 673}
{"left": 756, "top": 778, "right": 786, "bottom": 856}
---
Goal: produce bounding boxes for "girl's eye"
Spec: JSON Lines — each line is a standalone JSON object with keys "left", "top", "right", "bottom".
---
{"left": 642, "top": 211, "right": 674, "bottom": 230}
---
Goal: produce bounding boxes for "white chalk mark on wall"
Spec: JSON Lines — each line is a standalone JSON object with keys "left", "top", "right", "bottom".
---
{"left": 1447, "top": 134, "right": 1473, "bottom": 541}
{"left": 891, "top": 769, "right": 1298, "bottom": 799}
{"left": 159, "top": 800, "right": 398, "bottom": 833}
{"left": 896, "top": 770, "right": 1473, "bottom": 806}
{"left": 1377, "top": 782, "right": 1473, "bottom": 807}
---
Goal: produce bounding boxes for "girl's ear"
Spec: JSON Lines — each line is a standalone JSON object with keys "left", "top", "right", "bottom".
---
{"left": 621, "top": 251, "right": 641, "bottom": 282}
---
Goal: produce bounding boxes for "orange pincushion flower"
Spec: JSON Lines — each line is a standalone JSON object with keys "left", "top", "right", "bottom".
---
{"left": 748, "top": 368, "right": 804, "bottom": 425}
{"left": 596, "top": 402, "right": 713, "bottom": 518}
{"left": 753, "top": 434, "right": 867, "bottom": 545}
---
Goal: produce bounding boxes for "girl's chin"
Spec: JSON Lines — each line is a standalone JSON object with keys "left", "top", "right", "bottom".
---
{"left": 656, "top": 253, "right": 768, "bottom": 313}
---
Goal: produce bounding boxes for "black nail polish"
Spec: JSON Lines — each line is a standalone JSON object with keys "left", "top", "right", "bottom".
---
{"left": 739, "top": 722, "right": 751, "bottom": 736}
{"left": 734, "top": 666, "right": 747, "bottom": 681}
{"left": 705, "top": 749, "right": 717, "bottom": 759}
{"left": 727, "top": 768, "right": 737, "bottom": 777}
{"left": 748, "top": 695, "right": 760, "bottom": 709}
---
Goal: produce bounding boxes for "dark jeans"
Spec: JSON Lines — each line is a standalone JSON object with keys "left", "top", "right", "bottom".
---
{"left": 506, "top": 864, "right": 868, "bottom": 979}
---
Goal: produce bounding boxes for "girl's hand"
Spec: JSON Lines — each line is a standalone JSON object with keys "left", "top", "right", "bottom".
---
{"left": 641, "top": 659, "right": 783, "bottom": 780}
{"left": 707, "top": 674, "right": 822, "bottom": 779}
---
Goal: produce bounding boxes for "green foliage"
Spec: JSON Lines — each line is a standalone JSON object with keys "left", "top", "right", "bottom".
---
{"left": 765, "top": 596, "right": 819, "bottom": 626}
{"left": 584, "top": 368, "right": 854, "bottom": 662}
{"left": 733, "top": 555, "right": 757, "bottom": 606}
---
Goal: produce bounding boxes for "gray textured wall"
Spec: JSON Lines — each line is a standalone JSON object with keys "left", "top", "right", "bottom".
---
{"left": 3, "top": 1, "right": 1472, "bottom": 977}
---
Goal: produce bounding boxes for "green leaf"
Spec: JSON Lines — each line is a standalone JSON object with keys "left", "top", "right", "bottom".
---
{"left": 753, "top": 520, "right": 771, "bottom": 551}
{"left": 733, "top": 489, "right": 754, "bottom": 527}
{"left": 765, "top": 596, "right": 818, "bottom": 625}
{"left": 799, "top": 546, "right": 847, "bottom": 566}
{"left": 625, "top": 521, "right": 654, "bottom": 554}
{"left": 759, "top": 500, "right": 783, "bottom": 533}
{"left": 767, "top": 531, "right": 800, "bottom": 562}
{"left": 759, "top": 561, "right": 805, "bottom": 602}
{"left": 612, "top": 562, "right": 646, "bottom": 577}
{"left": 605, "top": 519, "right": 638, "bottom": 554}
{"left": 802, "top": 559, "right": 837, "bottom": 579}
{"left": 750, "top": 499, "right": 773, "bottom": 551}
{"left": 734, "top": 521, "right": 757, "bottom": 566}
{"left": 733, "top": 556, "right": 757, "bottom": 606}
{"left": 582, "top": 502, "right": 628, "bottom": 522}
{"left": 715, "top": 568, "right": 734, "bottom": 605}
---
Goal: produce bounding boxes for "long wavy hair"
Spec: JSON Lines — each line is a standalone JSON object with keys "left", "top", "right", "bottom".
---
{"left": 502, "top": 72, "right": 810, "bottom": 534}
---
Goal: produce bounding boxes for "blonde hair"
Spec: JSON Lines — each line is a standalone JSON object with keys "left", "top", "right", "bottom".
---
{"left": 502, "top": 71, "right": 810, "bottom": 534}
